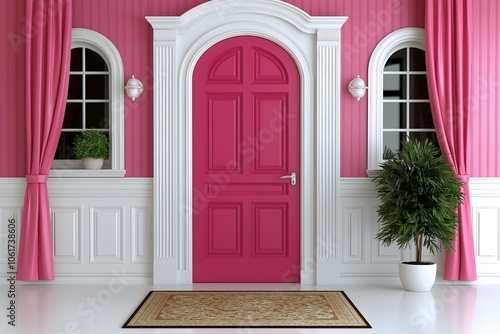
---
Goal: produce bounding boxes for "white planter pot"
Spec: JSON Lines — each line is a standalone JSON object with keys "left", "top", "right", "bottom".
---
{"left": 398, "top": 262, "right": 437, "bottom": 292}
{"left": 82, "top": 158, "right": 104, "bottom": 170}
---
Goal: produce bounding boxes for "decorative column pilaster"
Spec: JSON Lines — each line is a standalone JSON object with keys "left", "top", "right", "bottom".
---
{"left": 151, "top": 28, "right": 179, "bottom": 285}
{"left": 316, "top": 29, "right": 342, "bottom": 285}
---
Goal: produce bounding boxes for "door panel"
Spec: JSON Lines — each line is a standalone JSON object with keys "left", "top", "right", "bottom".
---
{"left": 208, "top": 203, "right": 242, "bottom": 255}
{"left": 193, "top": 36, "right": 300, "bottom": 282}
{"left": 253, "top": 203, "right": 288, "bottom": 255}
{"left": 207, "top": 94, "right": 242, "bottom": 171}
{"left": 253, "top": 93, "right": 288, "bottom": 171}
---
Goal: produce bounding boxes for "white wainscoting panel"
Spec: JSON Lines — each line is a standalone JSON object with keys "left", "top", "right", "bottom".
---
{"left": 470, "top": 179, "right": 500, "bottom": 277}
{"left": 342, "top": 207, "right": 364, "bottom": 264}
{"left": 372, "top": 221, "right": 402, "bottom": 264}
{"left": 0, "top": 178, "right": 153, "bottom": 284}
{"left": 1, "top": 177, "right": 499, "bottom": 284}
{"left": 90, "top": 206, "right": 123, "bottom": 264}
{"left": 473, "top": 208, "right": 500, "bottom": 262}
{"left": 131, "top": 207, "right": 151, "bottom": 264}
{"left": 339, "top": 177, "right": 500, "bottom": 284}
{"left": 52, "top": 207, "right": 82, "bottom": 264}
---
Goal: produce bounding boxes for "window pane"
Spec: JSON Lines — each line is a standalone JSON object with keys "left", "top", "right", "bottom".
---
{"left": 409, "top": 48, "right": 426, "bottom": 71}
{"left": 409, "top": 75, "right": 429, "bottom": 99}
{"left": 409, "top": 131, "right": 439, "bottom": 148}
{"left": 383, "top": 74, "right": 406, "bottom": 99}
{"left": 86, "top": 49, "right": 108, "bottom": 71}
{"left": 86, "top": 103, "right": 109, "bottom": 128}
{"left": 409, "top": 103, "right": 433, "bottom": 129}
{"left": 86, "top": 75, "right": 109, "bottom": 99}
{"left": 384, "top": 48, "right": 407, "bottom": 72}
{"left": 383, "top": 103, "right": 406, "bottom": 129}
{"left": 67, "top": 75, "right": 83, "bottom": 99}
{"left": 63, "top": 103, "right": 83, "bottom": 129}
{"left": 383, "top": 131, "right": 406, "bottom": 154}
{"left": 70, "top": 48, "right": 83, "bottom": 71}
{"left": 54, "top": 132, "right": 80, "bottom": 160}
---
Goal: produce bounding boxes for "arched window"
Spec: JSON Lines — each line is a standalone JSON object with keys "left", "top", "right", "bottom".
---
{"left": 367, "top": 28, "right": 436, "bottom": 177}
{"left": 51, "top": 28, "right": 125, "bottom": 177}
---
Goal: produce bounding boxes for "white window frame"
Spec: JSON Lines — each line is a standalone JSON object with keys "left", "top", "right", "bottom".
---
{"left": 50, "top": 28, "right": 125, "bottom": 178}
{"left": 367, "top": 28, "right": 425, "bottom": 177}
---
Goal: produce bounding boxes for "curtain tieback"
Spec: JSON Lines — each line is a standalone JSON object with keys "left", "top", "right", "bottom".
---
{"left": 455, "top": 173, "right": 470, "bottom": 183}
{"left": 26, "top": 174, "right": 48, "bottom": 183}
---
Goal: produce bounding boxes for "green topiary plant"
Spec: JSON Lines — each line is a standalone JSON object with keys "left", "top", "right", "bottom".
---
{"left": 373, "top": 138, "right": 464, "bottom": 263}
{"left": 73, "top": 129, "right": 109, "bottom": 160}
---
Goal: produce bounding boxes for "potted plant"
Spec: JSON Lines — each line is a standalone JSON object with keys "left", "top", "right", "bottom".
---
{"left": 373, "top": 138, "right": 463, "bottom": 291}
{"left": 73, "top": 129, "right": 109, "bottom": 170}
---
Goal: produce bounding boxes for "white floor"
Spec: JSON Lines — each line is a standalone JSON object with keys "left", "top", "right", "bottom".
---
{"left": 0, "top": 282, "right": 498, "bottom": 334}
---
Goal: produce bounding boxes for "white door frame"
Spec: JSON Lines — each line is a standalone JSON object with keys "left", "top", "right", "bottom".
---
{"left": 147, "top": 0, "right": 347, "bottom": 285}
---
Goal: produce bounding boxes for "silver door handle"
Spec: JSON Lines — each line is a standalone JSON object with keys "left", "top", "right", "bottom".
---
{"left": 280, "top": 172, "right": 296, "bottom": 186}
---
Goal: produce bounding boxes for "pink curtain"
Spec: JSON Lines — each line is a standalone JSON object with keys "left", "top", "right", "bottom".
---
{"left": 18, "top": 0, "right": 72, "bottom": 280}
{"left": 425, "top": 0, "right": 476, "bottom": 280}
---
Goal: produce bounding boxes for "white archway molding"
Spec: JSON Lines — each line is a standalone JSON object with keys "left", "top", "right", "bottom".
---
{"left": 147, "top": 0, "right": 347, "bottom": 285}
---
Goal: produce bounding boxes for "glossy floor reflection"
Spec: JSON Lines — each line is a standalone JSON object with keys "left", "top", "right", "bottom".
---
{"left": 0, "top": 282, "right": 498, "bottom": 334}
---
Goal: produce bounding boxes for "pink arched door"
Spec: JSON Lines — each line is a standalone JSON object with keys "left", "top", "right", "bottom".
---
{"left": 193, "top": 36, "right": 300, "bottom": 282}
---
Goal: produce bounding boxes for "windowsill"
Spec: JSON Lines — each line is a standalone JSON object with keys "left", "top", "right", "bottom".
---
{"left": 50, "top": 159, "right": 125, "bottom": 178}
{"left": 366, "top": 169, "right": 380, "bottom": 178}
{"left": 49, "top": 169, "right": 126, "bottom": 178}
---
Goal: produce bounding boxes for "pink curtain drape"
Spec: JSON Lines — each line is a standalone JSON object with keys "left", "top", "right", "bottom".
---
{"left": 425, "top": 0, "right": 476, "bottom": 280}
{"left": 17, "top": 0, "right": 72, "bottom": 280}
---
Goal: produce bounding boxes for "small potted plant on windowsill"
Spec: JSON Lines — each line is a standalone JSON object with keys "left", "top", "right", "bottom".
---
{"left": 373, "top": 138, "right": 463, "bottom": 292}
{"left": 73, "top": 129, "right": 109, "bottom": 170}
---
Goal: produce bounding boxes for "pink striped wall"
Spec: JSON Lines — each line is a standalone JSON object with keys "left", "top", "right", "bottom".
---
{"left": 71, "top": 0, "right": 209, "bottom": 177}
{"left": 0, "top": 0, "right": 26, "bottom": 177}
{"left": 1, "top": 0, "right": 499, "bottom": 177}
{"left": 470, "top": 0, "right": 500, "bottom": 177}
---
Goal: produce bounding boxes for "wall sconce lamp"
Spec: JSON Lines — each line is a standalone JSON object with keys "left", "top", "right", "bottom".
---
{"left": 124, "top": 75, "right": 144, "bottom": 101}
{"left": 348, "top": 75, "right": 368, "bottom": 101}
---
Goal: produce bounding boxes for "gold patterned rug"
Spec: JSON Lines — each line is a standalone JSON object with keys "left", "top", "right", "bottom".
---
{"left": 123, "top": 291, "right": 371, "bottom": 328}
